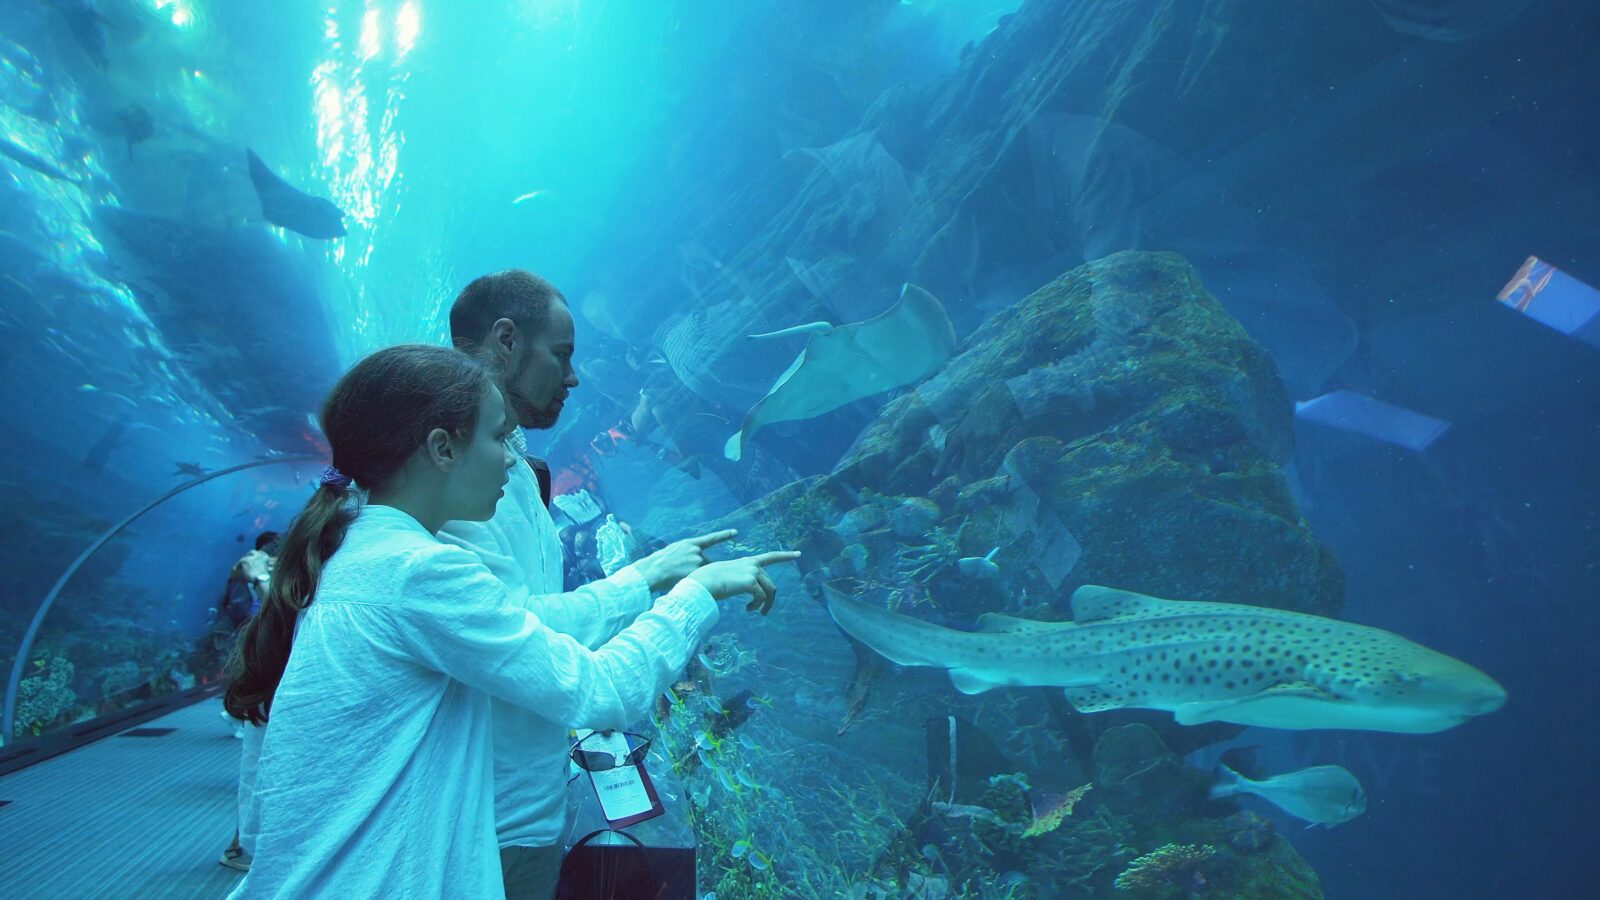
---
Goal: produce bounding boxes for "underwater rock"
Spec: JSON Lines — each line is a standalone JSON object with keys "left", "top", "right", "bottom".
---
{"left": 0, "top": 479, "right": 131, "bottom": 657}
{"left": 833, "top": 251, "right": 1341, "bottom": 618}
{"left": 1091, "top": 724, "right": 1211, "bottom": 820}
{"left": 887, "top": 495, "right": 941, "bottom": 540}
{"left": 830, "top": 503, "right": 886, "bottom": 540}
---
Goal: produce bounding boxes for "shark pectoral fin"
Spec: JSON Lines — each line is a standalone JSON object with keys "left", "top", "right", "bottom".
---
{"left": 949, "top": 669, "right": 1004, "bottom": 695}
{"left": 975, "top": 612, "right": 1074, "bottom": 634}
{"left": 1062, "top": 684, "right": 1125, "bottom": 713}
{"left": 1069, "top": 585, "right": 1176, "bottom": 622}
{"left": 1174, "top": 682, "right": 1341, "bottom": 726}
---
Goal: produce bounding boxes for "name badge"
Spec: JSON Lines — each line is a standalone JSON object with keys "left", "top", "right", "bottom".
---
{"left": 577, "top": 730, "right": 665, "bottom": 827}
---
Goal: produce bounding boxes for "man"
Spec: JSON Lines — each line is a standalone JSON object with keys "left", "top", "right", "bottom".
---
{"left": 227, "top": 531, "right": 280, "bottom": 625}
{"left": 438, "top": 270, "right": 756, "bottom": 897}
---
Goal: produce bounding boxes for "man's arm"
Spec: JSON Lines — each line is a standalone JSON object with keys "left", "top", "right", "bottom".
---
{"left": 532, "top": 529, "right": 739, "bottom": 648}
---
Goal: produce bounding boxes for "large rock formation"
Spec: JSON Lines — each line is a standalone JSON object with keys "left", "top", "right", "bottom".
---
{"left": 727, "top": 251, "right": 1341, "bottom": 621}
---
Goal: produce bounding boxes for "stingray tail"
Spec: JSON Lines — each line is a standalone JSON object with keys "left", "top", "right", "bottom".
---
{"left": 747, "top": 321, "right": 833, "bottom": 340}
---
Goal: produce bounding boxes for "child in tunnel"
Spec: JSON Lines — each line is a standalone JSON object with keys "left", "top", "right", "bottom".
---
{"left": 220, "top": 344, "right": 796, "bottom": 898}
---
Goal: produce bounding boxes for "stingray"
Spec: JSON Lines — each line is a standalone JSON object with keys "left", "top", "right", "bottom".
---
{"left": 1371, "top": 0, "right": 1531, "bottom": 42}
{"left": 723, "top": 283, "right": 957, "bottom": 461}
{"left": 246, "top": 150, "right": 347, "bottom": 239}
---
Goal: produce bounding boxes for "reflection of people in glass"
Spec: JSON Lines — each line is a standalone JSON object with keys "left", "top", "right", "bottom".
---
{"left": 226, "top": 532, "right": 280, "bottom": 626}
{"left": 217, "top": 530, "right": 279, "bottom": 872}
{"left": 1497, "top": 255, "right": 1555, "bottom": 312}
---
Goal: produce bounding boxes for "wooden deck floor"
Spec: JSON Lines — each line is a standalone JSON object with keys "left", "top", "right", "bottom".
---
{"left": 0, "top": 700, "right": 246, "bottom": 898}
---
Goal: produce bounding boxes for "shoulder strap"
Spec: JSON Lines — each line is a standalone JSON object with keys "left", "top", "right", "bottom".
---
{"left": 524, "top": 455, "right": 552, "bottom": 509}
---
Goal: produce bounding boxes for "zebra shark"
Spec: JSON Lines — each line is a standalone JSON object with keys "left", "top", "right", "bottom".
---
{"left": 825, "top": 584, "right": 1506, "bottom": 734}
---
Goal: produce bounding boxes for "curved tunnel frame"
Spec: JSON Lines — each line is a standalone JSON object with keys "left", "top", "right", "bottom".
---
{"left": 2, "top": 455, "right": 324, "bottom": 745}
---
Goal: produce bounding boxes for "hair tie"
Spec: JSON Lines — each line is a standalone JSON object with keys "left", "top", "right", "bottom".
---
{"left": 320, "top": 465, "right": 353, "bottom": 493}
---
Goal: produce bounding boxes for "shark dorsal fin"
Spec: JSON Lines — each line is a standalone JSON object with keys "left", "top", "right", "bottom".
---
{"left": 975, "top": 613, "right": 1071, "bottom": 634}
{"left": 1069, "top": 585, "right": 1170, "bottom": 622}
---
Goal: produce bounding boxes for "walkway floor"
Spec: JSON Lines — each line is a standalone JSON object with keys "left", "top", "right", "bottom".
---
{"left": 0, "top": 700, "right": 246, "bottom": 898}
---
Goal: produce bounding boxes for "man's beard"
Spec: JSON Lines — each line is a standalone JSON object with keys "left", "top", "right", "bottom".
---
{"left": 513, "top": 390, "right": 563, "bottom": 430}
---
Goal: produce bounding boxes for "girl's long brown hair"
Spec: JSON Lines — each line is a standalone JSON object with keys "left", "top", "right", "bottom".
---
{"left": 224, "top": 345, "right": 491, "bottom": 724}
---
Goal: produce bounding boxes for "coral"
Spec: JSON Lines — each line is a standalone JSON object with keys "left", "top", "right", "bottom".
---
{"left": 970, "top": 772, "right": 1032, "bottom": 860}
{"left": 100, "top": 660, "right": 142, "bottom": 699}
{"left": 1222, "top": 811, "right": 1275, "bottom": 855}
{"left": 1093, "top": 724, "right": 1212, "bottom": 820}
{"left": 1113, "top": 843, "right": 1220, "bottom": 897}
{"left": 891, "top": 517, "right": 967, "bottom": 584}
{"left": 1050, "top": 805, "right": 1140, "bottom": 891}
{"left": 1023, "top": 783, "right": 1092, "bottom": 838}
{"left": 16, "top": 656, "right": 77, "bottom": 737}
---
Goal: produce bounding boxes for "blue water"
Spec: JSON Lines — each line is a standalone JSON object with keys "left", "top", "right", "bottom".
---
{"left": 2, "top": 1, "right": 1597, "bottom": 897}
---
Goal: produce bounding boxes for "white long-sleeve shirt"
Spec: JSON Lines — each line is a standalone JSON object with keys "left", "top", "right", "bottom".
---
{"left": 438, "top": 430, "right": 690, "bottom": 847}
{"left": 231, "top": 504, "right": 716, "bottom": 899}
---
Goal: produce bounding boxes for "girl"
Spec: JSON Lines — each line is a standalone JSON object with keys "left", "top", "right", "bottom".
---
{"left": 225, "top": 345, "right": 795, "bottom": 897}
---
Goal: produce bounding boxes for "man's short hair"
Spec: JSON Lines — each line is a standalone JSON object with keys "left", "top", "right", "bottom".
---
{"left": 255, "top": 531, "right": 280, "bottom": 551}
{"left": 449, "top": 269, "right": 565, "bottom": 351}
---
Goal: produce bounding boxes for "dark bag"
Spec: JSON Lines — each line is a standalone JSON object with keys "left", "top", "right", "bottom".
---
{"left": 220, "top": 579, "right": 255, "bottom": 628}
{"left": 554, "top": 829, "right": 694, "bottom": 900}
{"left": 525, "top": 456, "right": 553, "bottom": 509}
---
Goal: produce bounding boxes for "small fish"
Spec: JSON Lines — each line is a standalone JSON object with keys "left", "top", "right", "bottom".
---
{"left": 734, "top": 769, "right": 759, "bottom": 791}
{"left": 749, "top": 852, "right": 770, "bottom": 872}
{"left": 737, "top": 734, "right": 761, "bottom": 752}
{"left": 1209, "top": 757, "right": 1366, "bottom": 827}
{"left": 696, "top": 652, "right": 719, "bottom": 673}
{"left": 716, "top": 768, "right": 738, "bottom": 793}
{"left": 511, "top": 189, "right": 547, "bottom": 205}
{"left": 744, "top": 694, "right": 774, "bottom": 710}
{"left": 173, "top": 462, "right": 207, "bottom": 477}
{"left": 956, "top": 546, "right": 1001, "bottom": 579}
{"left": 697, "top": 749, "right": 716, "bottom": 769}
{"left": 730, "top": 840, "right": 750, "bottom": 859}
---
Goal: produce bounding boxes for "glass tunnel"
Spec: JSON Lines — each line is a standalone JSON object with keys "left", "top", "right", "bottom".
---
{"left": 1, "top": 1, "right": 1597, "bottom": 898}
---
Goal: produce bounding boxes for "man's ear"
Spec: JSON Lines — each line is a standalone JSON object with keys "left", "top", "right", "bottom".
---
{"left": 424, "top": 427, "right": 458, "bottom": 470}
{"left": 492, "top": 317, "right": 518, "bottom": 355}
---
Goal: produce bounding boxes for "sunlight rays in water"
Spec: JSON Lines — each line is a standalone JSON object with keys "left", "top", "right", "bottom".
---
{"left": 311, "top": 0, "right": 417, "bottom": 323}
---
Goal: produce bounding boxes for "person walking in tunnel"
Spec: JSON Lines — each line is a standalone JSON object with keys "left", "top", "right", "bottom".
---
{"left": 214, "top": 530, "right": 279, "bottom": 872}
{"left": 440, "top": 269, "right": 774, "bottom": 898}
{"left": 222, "top": 344, "right": 797, "bottom": 897}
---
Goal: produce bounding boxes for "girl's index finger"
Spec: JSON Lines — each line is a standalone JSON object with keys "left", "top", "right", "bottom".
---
{"left": 751, "top": 550, "right": 802, "bottom": 567}
{"left": 690, "top": 529, "right": 739, "bottom": 548}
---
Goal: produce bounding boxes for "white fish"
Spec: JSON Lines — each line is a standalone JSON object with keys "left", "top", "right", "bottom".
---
{"left": 1209, "top": 760, "right": 1366, "bottom": 826}
{"left": 956, "top": 547, "right": 1000, "bottom": 579}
